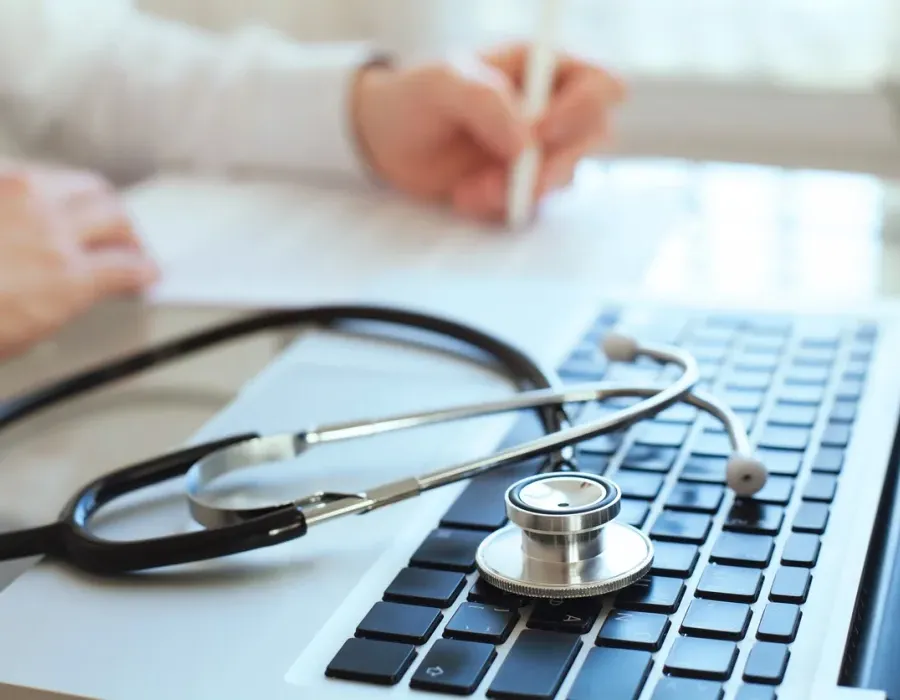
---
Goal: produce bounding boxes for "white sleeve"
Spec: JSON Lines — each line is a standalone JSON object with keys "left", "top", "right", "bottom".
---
{"left": 0, "top": 0, "right": 384, "bottom": 184}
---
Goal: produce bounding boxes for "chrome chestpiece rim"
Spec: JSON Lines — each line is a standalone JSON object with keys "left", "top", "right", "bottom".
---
{"left": 474, "top": 472, "right": 654, "bottom": 599}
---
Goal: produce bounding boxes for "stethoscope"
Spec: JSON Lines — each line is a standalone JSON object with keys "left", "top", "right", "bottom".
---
{"left": 0, "top": 304, "right": 768, "bottom": 599}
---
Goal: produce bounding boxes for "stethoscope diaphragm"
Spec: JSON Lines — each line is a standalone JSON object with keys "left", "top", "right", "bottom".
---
{"left": 475, "top": 472, "right": 653, "bottom": 599}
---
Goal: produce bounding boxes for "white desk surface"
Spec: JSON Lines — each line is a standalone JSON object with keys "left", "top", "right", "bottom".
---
{"left": 1, "top": 155, "right": 898, "bottom": 591}
{"left": 0, "top": 156, "right": 899, "bottom": 700}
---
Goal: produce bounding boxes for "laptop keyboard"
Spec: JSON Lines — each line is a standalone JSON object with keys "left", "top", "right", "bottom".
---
{"left": 322, "top": 305, "right": 878, "bottom": 698}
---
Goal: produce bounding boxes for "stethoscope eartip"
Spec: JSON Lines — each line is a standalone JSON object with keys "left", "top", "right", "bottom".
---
{"left": 726, "top": 453, "right": 768, "bottom": 497}
{"left": 601, "top": 332, "right": 640, "bottom": 363}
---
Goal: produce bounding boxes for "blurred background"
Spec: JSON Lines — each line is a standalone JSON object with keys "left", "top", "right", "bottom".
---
{"left": 135, "top": 0, "right": 900, "bottom": 178}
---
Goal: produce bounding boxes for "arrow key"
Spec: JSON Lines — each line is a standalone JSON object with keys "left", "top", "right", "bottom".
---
{"left": 410, "top": 638, "right": 497, "bottom": 695}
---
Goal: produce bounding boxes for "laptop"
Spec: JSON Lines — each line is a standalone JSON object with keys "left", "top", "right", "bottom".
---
{"left": 0, "top": 163, "right": 899, "bottom": 699}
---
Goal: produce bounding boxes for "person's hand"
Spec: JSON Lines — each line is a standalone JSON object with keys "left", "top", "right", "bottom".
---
{"left": 351, "top": 43, "right": 625, "bottom": 221}
{"left": 0, "top": 163, "right": 159, "bottom": 359}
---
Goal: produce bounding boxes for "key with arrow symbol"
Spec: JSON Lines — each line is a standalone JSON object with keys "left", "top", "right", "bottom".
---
{"left": 410, "top": 639, "right": 497, "bottom": 695}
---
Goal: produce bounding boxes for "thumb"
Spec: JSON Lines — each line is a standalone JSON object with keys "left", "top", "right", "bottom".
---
{"left": 428, "top": 57, "right": 530, "bottom": 160}
{"left": 81, "top": 248, "right": 160, "bottom": 299}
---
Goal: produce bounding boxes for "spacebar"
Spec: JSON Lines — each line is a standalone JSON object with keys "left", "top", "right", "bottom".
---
{"left": 486, "top": 630, "right": 582, "bottom": 699}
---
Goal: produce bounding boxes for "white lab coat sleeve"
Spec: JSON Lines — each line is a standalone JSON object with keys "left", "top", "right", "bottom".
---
{"left": 0, "top": 0, "right": 384, "bottom": 184}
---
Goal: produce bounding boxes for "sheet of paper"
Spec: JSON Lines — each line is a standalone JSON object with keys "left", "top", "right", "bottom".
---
{"left": 124, "top": 159, "right": 685, "bottom": 309}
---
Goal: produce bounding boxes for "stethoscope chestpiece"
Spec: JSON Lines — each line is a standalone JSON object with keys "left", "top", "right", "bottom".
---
{"left": 475, "top": 472, "right": 653, "bottom": 599}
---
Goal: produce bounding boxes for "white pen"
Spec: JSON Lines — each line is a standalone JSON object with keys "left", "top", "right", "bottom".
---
{"left": 506, "top": 0, "right": 565, "bottom": 229}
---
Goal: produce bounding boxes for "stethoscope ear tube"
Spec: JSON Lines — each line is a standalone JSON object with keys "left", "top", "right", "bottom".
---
{"left": 181, "top": 340, "right": 709, "bottom": 531}
{"left": 56, "top": 506, "right": 309, "bottom": 575}
{"left": 0, "top": 305, "right": 567, "bottom": 574}
{"left": 0, "top": 304, "right": 767, "bottom": 580}
{"left": 0, "top": 434, "right": 315, "bottom": 575}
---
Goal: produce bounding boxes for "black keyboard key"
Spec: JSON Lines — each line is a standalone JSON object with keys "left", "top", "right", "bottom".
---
{"left": 566, "top": 340, "right": 600, "bottom": 362}
{"left": 656, "top": 403, "right": 698, "bottom": 424}
{"left": 856, "top": 322, "right": 878, "bottom": 338}
{"left": 634, "top": 422, "right": 690, "bottom": 448}
{"left": 850, "top": 346, "right": 873, "bottom": 362}
{"left": 410, "top": 528, "right": 488, "bottom": 573}
{"left": 800, "top": 332, "right": 840, "bottom": 349}
{"left": 410, "top": 638, "right": 496, "bottom": 694}
{"left": 845, "top": 359, "right": 870, "bottom": 380}
{"left": 559, "top": 359, "right": 606, "bottom": 380}
{"left": 325, "top": 637, "right": 417, "bottom": 685}
{"left": 597, "top": 610, "right": 670, "bottom": 651}
{"left": 767, "top": 403, "right": 818, "bottom": 427}
{"left": 680, "top": 599, "right": 752, "bottom": 640}
{"left": 701, "top": 367, "right": 729, "bottom": 385}
{"left": 784, "top": 365, "right": 830, "bottom": 385}
{"left": 696, "top": 564, "right": 763, "bottom": 603}
{"left": 528, "top": 598, "right": 601, "bottom": 634}
{"left": 793, "top": 502, "right": 829, "bottom": 534}
{"left": 651, "top": 511, "right": 712, "bottom": 544}
{"left": 703, "top": 409, "right": 756, "bottom": 435}
{"left": 831, "top": 400, "right": 858, "bottom": 423}
{"left": 621, "top": 445, "right": 678, "bottom": 472}
{"left": 357, "top": 601, "right": 443, "bottom": 645}
{"left": 747, "top": 317, "right": 792, "bottom": 336}
{"left": 792, "top": 349, "right": 834, "bottom": 367}
{"left": 803, "top": 474, "right": 837, "bottom": 502}
{"left": 681, "top": 455, "right": 728, "bottom": 484}
{"left": 752, "top": 477, "right": 794, "bottom": 506}
{"left": 441, "top": 462, "right": 544, "bottom": 531}
{"left": 568, "top": 647, "right": 652, "bottom": 700}
{"left": 616, "top": 576, "right": 685, "bottom": 614}
{"left": 486, "top": 630, "right": 581, "bottom": 699}
{"left": 650, "top": 541, "right": 699, "bottom": 578}
{"left": 468, "top": 578, "right": 525, "bottom": 607}
{"left": 724, "top": 390, "right": 766, "bottom": 412}
{"left": 735, "top": 353, "right": 779, "bottom": 372}
{"left": 574, "top": 451, "right": 609, "bottom": 474}
{"left": 691, "top": 325, "right": 738, "bottom": 344}
{"left": 666, "top": 483, "right": 725, "bottom": 513}
{"left": 444, "top": 602, "right": 519, "bottom": 644}
{"left": 757, "top": 449, "right": 802, "bottom": 477}
{"left": 778, "top": 384, "right": 825, "bottom": 406}
{"left": 757, "top": 425, "right": 809, "bottom": 452}
{"left": 747, "top": 329, "right": 789, "bottom": 347}
{"left": 619, "top": 499, "right": 650, "bottom": 528}
{"left": 704, "top": 315, "right": 746, "bottom": 329}
{"left": 781, "top": 533, "right": 821, "bottom": 567}
{"left": 735, "top": 684, "right": 778, "bottom": 700}
{"left": 724, "top": 502, "right": 784, "bottom": 536}
{"left": 757, "top": 602, "right": 801, "bottom": 642}
{"left": 822, "top": 422, "right": 852, "bottom": 447}
{"left": 693, "top": 432, "right": 733, "bottom": 458}
{"left": 663, "top": 636, "right": 738, "bottom": 681}
{"left": 770, "top": 567, "right": 812, "bottom": 603}
{"left": 724, "top": 371, "right": 771, "bottom": 392}
{"left": 652, "top": 677, "right": 723, "bottom": 700}
{"left": 495, "top": 412, "right": 552, "bottom": 453}
{"left": 616, "top": 471, "right": 665, "bottom": 500}
{"left": 837, "top": 379, "right": 864, "bottom": 400}
{"left": 385, "top": 567, "right": 466, "bottom": 607}
{"left": 688, "top": 347, "right": 730, "bottom": 365}
{"left": 743, "top": 642, "right": 790, "bottom": 685}
{"left": 606, "top": 363, "right": 661, "bottom": 383}
{"left": 710, "top": 532, "right": 774, "bottom": 568}
{"left": 812, "top": 447, "right": 844, "bottom": 474}
{"left": 580, "top": 431, "right": 625, "bottom": 455}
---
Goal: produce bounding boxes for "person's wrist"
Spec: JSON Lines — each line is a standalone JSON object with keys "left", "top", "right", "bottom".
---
{"left": 351, "top": 58, "right": 395, "bottom": 182}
